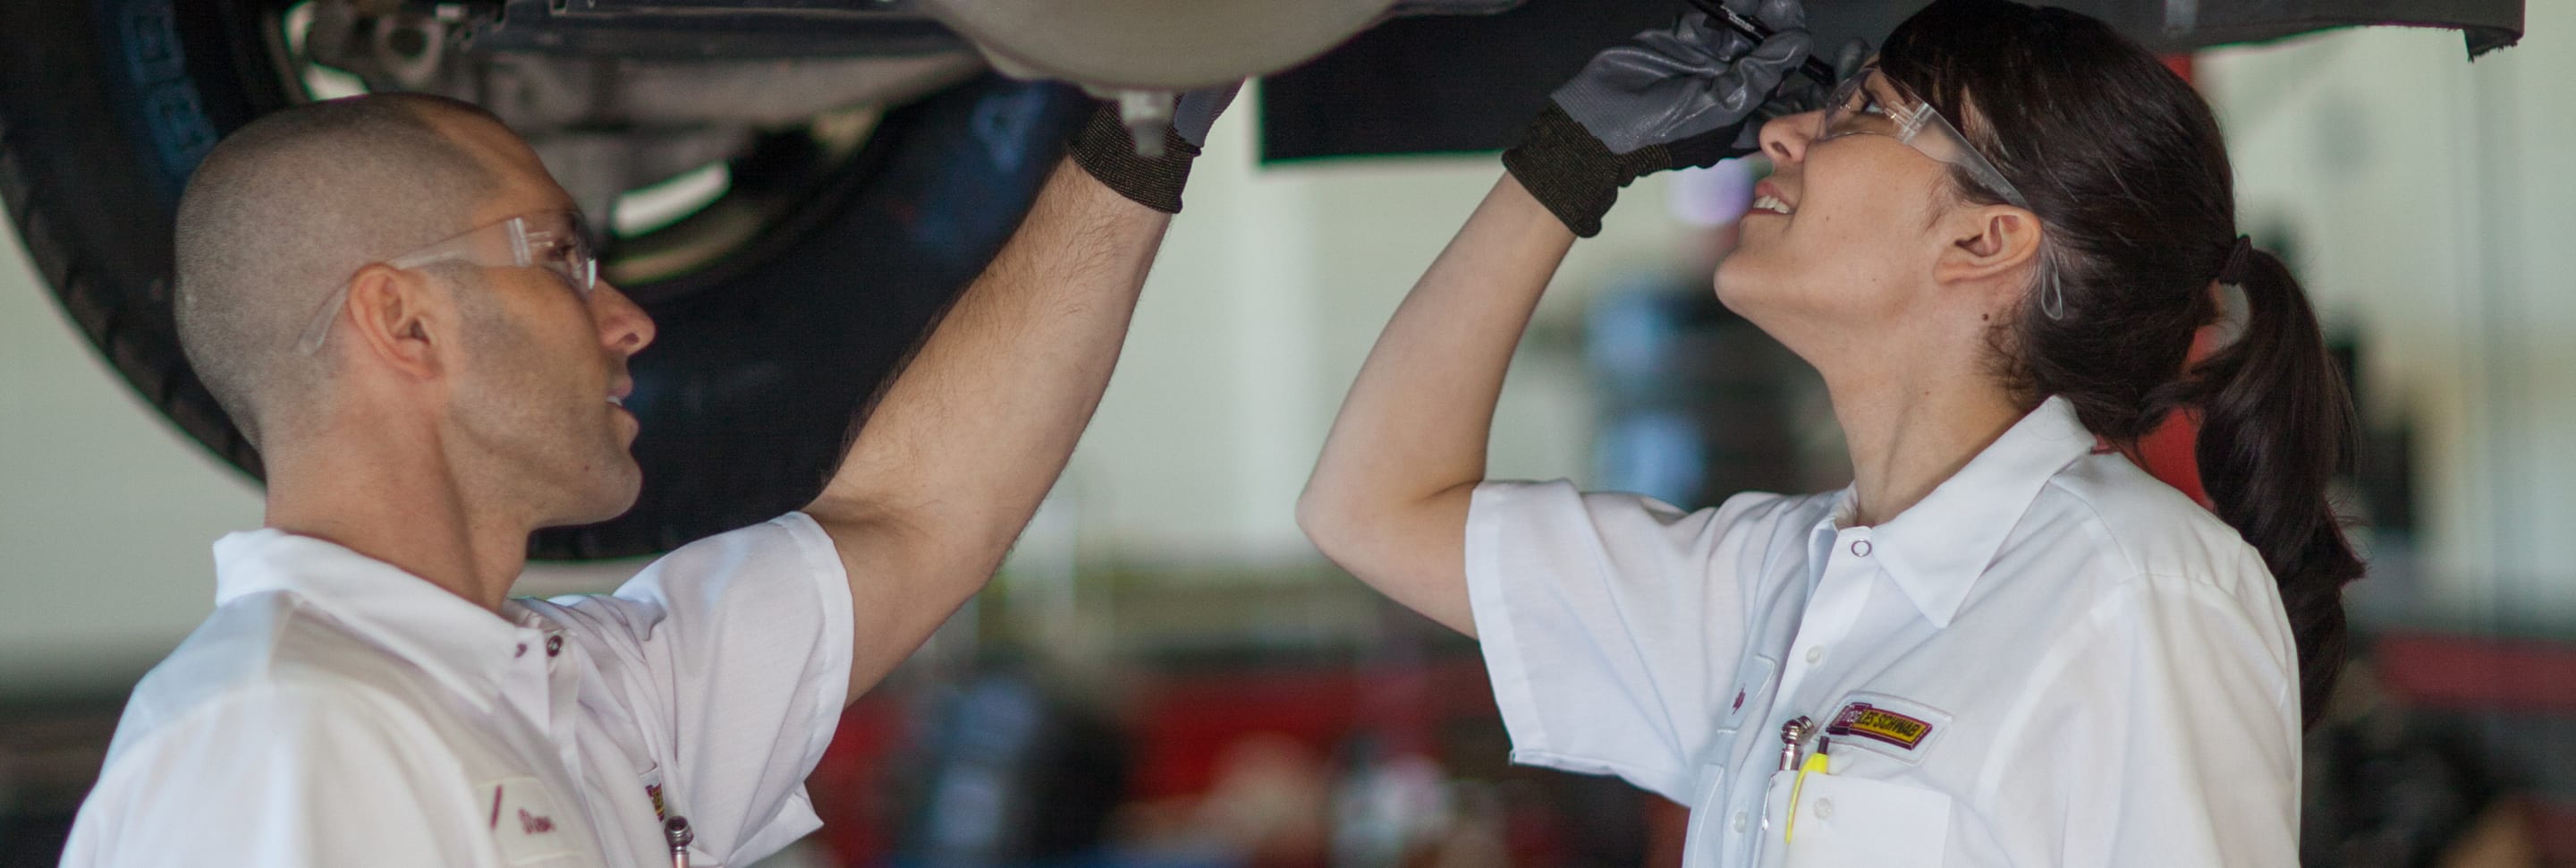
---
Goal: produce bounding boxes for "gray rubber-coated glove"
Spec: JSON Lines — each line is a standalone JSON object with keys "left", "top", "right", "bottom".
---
{"left": 1751, "top": 37, "right": 1874, "bottom": 132}
{"left": 1070, "top": 83, "right": 1241, "bottom": 214}
{"left": 1504, "top": 0, "right": 1812, "bottom": 237}
{"left": 1170, "top": 85, "right": 1238, "bottom": 149}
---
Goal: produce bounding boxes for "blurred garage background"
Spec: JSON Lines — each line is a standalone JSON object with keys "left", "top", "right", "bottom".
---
{"left": 4, "top": 1, "right": 2574, "bottom": 864}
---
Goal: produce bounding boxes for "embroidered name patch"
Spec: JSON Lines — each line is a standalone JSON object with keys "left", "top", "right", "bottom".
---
{"left": 1828, "top": 703, "right": 1932, "bottom": 749}
{"left": 1821, "top": 692, "right": 1953, "bottom": 765}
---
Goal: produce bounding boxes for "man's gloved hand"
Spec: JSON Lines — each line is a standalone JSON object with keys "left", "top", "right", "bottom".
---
{"left": 1069, "top": 83, "right": 1241, "bottom": 214}
{"left": 1504, "top": 0, "right": 1813, "bottom": 237}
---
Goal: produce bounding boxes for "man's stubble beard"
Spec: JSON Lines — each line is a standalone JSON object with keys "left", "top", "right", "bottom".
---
{"left": 448, "top": 279, "right": 641, "bottom": 528}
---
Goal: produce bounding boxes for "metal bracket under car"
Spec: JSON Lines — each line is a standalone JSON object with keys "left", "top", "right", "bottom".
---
{"left": 430, "top": 0, "right": 1524, "bottom": 157}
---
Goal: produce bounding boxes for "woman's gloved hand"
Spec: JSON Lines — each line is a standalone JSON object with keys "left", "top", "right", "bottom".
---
{"left": 1504, "top": 0, "right": 1813, "bottom": 237}
{"left": 1758, "top": 37, "right": 1875, "bottom": 122}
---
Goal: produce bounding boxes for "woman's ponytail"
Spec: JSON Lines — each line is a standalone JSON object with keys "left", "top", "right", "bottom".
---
{"left": 2176, "top": 244, "right": 2366, "bottom": 727}
{"left": 1886, "top": 0, "right": 2366, "bottom": 728}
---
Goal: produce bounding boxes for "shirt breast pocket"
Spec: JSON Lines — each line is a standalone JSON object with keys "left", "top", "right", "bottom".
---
{"left": 1771, "top": 772, "right": 1951, "bottom": 868}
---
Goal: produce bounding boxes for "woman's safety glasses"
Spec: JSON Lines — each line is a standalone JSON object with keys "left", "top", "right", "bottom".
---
{"left": 297, "top": 212, "right": 597, "bottom": 354}
{"left": 1817, "top": 68, "right": 2029, "bottom": 210}
{"left": 1817, "top": 69, "right": 2065, "bottom": 317}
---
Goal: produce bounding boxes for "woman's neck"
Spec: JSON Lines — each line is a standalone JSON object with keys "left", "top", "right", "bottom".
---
{"left": 1823, "top": 368, "right": 2029, "bottom": 528}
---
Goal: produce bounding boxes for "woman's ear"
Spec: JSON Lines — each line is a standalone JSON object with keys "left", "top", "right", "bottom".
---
{"left": 343, "top": 264, "right": 446, "bottom": 381}
{"left": 1934, "top": 205, "right": 2044, "bottom": 295}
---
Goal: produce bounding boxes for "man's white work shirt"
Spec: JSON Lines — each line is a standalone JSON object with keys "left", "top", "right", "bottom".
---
{"left": 1463, "top": 396, "right": 2302, "bottom": 867}
{"left": 60, "top": 513, "right": 853, "bottom": 868}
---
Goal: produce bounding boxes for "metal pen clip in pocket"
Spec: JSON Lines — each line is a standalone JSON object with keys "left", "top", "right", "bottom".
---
{"left": 1762, "top": 715, "right": 1818, "bottom": 835}
{"left": 1776, "top": 715, "right": 1816, "bottom": 771}
{"left": 665, "top": 816, "right": 693, "bottom": 868}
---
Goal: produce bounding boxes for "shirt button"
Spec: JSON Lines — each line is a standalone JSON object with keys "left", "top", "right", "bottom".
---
{"left": 545, "top": 635, "right": 564, "bottom": 657}
{"left": 1814, "top": 798, "right": 1835, "bottom": 819}
{"left": 1733, "top": 812, "right": 1749, "bottom": 833}
{"left": 1805, "top": 646, "right": 1826, "bottom": 664}
{"left": 514, "top": 642, "right": 528, "bottom": 658}
{"left": 1850, "top": 540, "right": 1872, "bottom": 557}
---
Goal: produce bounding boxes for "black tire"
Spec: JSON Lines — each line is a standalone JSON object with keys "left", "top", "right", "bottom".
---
{"left": 0, "top": 0, "right": 1087, "bottom": 559}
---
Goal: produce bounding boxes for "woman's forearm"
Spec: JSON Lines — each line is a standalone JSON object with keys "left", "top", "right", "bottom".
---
{"left": 1298, "top": 174, "right": 1578, "bottom": 634}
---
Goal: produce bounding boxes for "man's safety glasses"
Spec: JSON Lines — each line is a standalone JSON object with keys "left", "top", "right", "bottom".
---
{"left": 1817, "top": 68, "right": 2029, "bottom": 210}
{"left": 296, "top": 213, "right": 597, "bottom": 355}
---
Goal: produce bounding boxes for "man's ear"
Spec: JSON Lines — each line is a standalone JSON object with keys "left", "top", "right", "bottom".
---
{"left": 1933, "top": 205, "right": 2045, "bottom": 302}
{"left": 343, "top": 264, "right": 445, "bottom": 380}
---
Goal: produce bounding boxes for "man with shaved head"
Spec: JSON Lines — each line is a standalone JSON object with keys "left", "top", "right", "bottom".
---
{"left": 62, "top": 88, "right": 1229, "bottom": 866}
{"left": 172, "top": 94, "right": 512, "bottom": 449}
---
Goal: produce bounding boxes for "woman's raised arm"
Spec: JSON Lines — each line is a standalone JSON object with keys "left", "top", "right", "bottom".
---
{"left": 1299, "top": 9, "right": 1811, "bottom": 635}
{"left": 1296, "top": 174, "right": 1573, "bottom": 636}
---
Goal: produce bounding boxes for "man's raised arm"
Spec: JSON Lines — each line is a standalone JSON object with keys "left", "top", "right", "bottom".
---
{"left": 801, "top": 99, "right": 1221, "bottom": 698}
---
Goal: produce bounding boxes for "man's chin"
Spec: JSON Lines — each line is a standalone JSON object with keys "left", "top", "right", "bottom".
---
{"left": 541, "top": 464, "right": 643, "bottom": 529}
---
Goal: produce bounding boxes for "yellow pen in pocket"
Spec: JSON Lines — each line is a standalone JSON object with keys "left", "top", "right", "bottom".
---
{"left": 1784, "top": 736, "right": 1831, "bottom": 843}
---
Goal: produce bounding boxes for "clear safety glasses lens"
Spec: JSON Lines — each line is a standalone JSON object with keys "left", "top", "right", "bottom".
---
{"left": 515, "top": 223, "right": 597, "bottom": 296}
{"left": 1816, "top": 70, "right": 2030, "bottom": 209}
{"left": 1816, "top": 72, "right": 2068, "bottom": 318}
{"left": 296, "top": 214, "right": 597, "bottom": 355}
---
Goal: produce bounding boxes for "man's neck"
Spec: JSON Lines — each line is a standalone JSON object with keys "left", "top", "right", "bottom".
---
{"left": 1820, "top": 355, "right": 2028, "bottom": 529}
{"left": 262, "top": 425, "right": 530, "bottom": 615}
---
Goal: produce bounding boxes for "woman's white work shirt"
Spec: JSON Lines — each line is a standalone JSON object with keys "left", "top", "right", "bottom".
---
{"left": 1463, "top": 396, "right": 2302, "bottom": 867}
{"left": 60, "top": 514, "right": 852, "bottom": 868}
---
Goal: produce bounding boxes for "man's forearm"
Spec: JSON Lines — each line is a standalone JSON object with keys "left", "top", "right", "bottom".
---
{"left": 809, "top": 158, "right": 1171, "bottom": 690}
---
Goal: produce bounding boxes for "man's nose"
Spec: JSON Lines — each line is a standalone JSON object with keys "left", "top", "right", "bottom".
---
{"left": 591, "top": 283, "right": 657, "bottom": 357}
{"left": 1760, "top": 110, "right": 1823, "bottom": 166}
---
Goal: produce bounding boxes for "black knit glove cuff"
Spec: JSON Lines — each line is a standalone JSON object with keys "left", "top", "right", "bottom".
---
{"left": 1068, "top": 105, "right": 1200, "bottom": 215}
{"left": 1502, "top": 102, "right": 1674, "bottom": 238}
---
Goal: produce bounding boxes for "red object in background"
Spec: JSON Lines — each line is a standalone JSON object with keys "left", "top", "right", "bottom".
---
{"left": 2372, "top": 632, "right": 2576, "bottom": 713}
{"left": 803, "top": 656, "right": 1504, "bottom": 864}
{"left": 1125, "top": 658, "right": 1498, "bottom": 802}
{"left": 2132, "top": 327, "right": 2220, "bottom": 505}
{"left": 2163, "top": 53, "right": 2195, "bottom": 84}
{"left": 2133, "top": 407, "right": 2207, "bottom": 505}
{"left": 807, "top": 696, "right": 908, "bottom": 864}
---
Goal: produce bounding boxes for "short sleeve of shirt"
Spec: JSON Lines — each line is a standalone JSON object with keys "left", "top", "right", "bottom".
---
{"left": 1462, "top": 480, "right": 1797, "bottom": 802}
{"left": 536, "top": 513, "right": 854, "bottom": 864}
{"left": 1978, "top": 571, "right": 2301, "bottom": 866}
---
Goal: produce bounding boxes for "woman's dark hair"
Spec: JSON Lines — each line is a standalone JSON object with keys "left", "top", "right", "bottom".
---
{"left": 1879, "top": 0, "right": 2363, "bottom": 727}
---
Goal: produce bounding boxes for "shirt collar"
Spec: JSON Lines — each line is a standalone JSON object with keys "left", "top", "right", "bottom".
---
{"left": 1856, "top": 395, "right": 2097, "bottom": 628}
{"left": 213, "top": 529, "right": 533, "bottom": 711}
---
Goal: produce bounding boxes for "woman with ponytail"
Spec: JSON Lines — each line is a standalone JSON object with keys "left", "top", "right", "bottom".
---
{"left": 1298, "top": 0, "right": 2358, "bottom": 864}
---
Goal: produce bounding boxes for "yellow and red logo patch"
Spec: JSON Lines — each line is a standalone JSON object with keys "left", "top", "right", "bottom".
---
{"left": 1826, "top": 702, "right": 1934, "bottom": 751}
